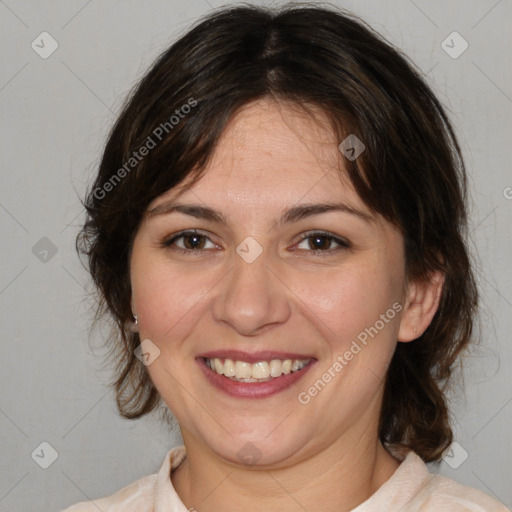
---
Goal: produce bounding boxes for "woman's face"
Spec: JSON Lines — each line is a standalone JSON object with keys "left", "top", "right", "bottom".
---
{"left": 130, "top": 99, "right": 410, "bottom": 467}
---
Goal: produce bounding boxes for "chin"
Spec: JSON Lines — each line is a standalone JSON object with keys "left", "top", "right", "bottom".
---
{"left": 202, "top": 426, "right": 310, "bottom": 469}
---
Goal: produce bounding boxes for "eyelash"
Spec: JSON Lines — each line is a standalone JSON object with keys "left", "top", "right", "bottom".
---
{"left": 160, "top": 229, "right": 351, "bottom": 255}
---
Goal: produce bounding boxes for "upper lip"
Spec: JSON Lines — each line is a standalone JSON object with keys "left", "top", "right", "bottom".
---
{"left": 197, "top": 350, "right": 315, "bottom": 364}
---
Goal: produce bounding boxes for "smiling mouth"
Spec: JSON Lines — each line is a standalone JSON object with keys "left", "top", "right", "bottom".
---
{"left": 203, "top": 357, "right": 312, "bottom": 382}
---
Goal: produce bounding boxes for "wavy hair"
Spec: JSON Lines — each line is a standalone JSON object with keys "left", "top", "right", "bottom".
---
{"left": 76, "top": 3, "right": 478, "bottom": 462}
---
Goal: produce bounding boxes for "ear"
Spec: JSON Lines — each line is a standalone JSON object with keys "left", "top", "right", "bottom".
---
{"left": 397, "top": 271, "right": 445, "bottom": 343}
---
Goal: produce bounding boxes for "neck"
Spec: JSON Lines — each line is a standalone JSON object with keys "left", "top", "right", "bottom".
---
{"left": 171, "top": 427, "right": 400, "bottom": 512}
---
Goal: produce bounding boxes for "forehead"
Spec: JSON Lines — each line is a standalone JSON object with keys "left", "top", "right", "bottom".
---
{"left": 210, "top": 99, "right": 341, "bottom": 177}
{"left": 157, "top": 98, "right": 367, "bottom": 211}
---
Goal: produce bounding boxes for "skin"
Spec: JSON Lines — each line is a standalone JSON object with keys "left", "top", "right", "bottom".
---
{"left": 129, "top": 98, "right": 444, "bottom": 512}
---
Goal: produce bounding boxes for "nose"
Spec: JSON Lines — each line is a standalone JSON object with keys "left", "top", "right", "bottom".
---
{"left": 211, "top": 248, "right": 291, "bottom": 336}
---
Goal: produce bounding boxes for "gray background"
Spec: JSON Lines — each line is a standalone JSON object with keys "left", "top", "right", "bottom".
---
{"left": 0, "top": 0, "right": 511, "bottom": 511}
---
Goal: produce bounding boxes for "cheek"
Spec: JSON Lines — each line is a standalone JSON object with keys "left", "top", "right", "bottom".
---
{"left": 130, "top": 254, "right": 215, "bottom": 343}
{"left": 295, "top": 261, "right": 401, "bottom": 345}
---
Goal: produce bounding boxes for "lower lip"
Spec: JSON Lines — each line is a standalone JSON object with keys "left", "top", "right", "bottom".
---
{"left": 197, "top": 358, "right": 316, "bottom": 399}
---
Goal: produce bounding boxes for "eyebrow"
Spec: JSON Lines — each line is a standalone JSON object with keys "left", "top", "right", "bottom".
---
{"left": 146, "top": 200, "right": 374, "bottom": 225}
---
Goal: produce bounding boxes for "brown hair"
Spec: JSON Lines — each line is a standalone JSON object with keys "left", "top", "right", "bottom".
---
{"left": 76, "top": 3, "right": 478, "bottom": 462}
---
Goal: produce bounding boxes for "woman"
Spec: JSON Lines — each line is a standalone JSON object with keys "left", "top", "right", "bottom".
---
{"left": 62, "top": 4, "right": 509, "bottom": 511}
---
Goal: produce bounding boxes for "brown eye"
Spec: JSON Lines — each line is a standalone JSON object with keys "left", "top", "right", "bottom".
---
{"left": 161, "top": 230, "right": 219, "bottom": 253}
{"left": 181, "top": 233, "right": 207, "bottom": 250}
{"left": 307, "top": 235, "right": 332, "bottom": 251}
{"left": 295, "top": 231, "right": 350, "bottom": 252}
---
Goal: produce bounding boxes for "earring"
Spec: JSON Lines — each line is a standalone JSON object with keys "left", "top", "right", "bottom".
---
{"left": 130, "top": 313, "right": 139, "bottom": 333}
{"left": 413, "top": 327, "right": 417, "bottom": 334}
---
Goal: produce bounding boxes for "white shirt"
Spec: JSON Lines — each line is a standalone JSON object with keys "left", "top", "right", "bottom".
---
{"left": 60, "top": 445, "right": 510, "bottom": 511}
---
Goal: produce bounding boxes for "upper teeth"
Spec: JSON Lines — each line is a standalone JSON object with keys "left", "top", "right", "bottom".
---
{"left": 205, "top": 358, "right": 311, "bottom": 381}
